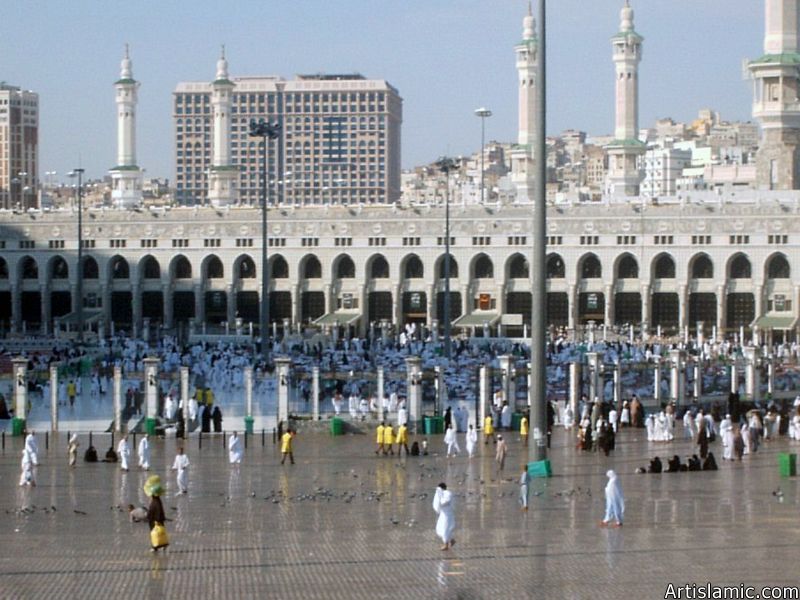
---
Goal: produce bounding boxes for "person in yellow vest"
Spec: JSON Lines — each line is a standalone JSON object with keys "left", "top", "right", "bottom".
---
{"left": 375, "top": 423, "right": 385, "bottom": 455}
{"left": 383, "top": 423, "right": 395, "bottom": 455}
{"left": 396, "top": 423, "right": 410, "bottom": 456}
{"left": 484, "top": 414, "right": 495, "bottom": 444}
{"left": 520, "top": 415, "right": 529, "bottom": 446}
{"left": 204, "top": 387, "right": 215, "bottom": 407}
{"left": 280, "top": 429, "right": 295, "bottom": 465}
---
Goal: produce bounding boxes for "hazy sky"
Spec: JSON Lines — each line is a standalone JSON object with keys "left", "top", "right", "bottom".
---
{"left": 1, "top": 0, "right": 760, "bottom": 182}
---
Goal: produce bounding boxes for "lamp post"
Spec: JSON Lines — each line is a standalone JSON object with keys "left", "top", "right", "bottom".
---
{"left": 249, "top": 118, "right": 281, "bottom": 363}
{"left": 436, "top": 156, "right": 457, "bottom": 362}
{"left": 530, "top": 0, "right": 547, "bottom": 464}
{"left": 474, "top": 108, "right": 492, "bottom": 204}
{"left": 69, "top": 169, "right": 85, "bottom": 343}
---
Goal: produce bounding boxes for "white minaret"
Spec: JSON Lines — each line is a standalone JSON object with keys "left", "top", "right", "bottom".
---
{"left": 605, "top": 1, "right": 645, "bottom": 198}
{"left": 208, "top": 46, "right": 238, "bottom": 207}
{"left": 110, "top": 45, "right": 143, "bottom": 209}
{"left": 750, "top": 0, "right": 800, "bottom": 190}
{"left": 511, "top": 2, "right": 538, "bottom": 204}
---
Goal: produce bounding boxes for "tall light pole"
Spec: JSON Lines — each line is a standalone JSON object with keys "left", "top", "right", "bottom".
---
{"left": 69, "top": 169, "right": 85, "bottom": 343}
{"left": 530, "top": 0, "right": 547, "bottom": 464}
{"left": 474, "top": 108, "right": 492, "bottom": 204}
{"left": 436, "top": 157, "right": 457, "bottom": 361}
{"left": 249, "top": 118, "right": 281, "bottom": 363}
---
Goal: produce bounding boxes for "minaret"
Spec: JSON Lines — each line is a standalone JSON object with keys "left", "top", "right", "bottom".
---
{"left": 750, "top": 0, "right": 800, "bottom": 190}
{"left": 511, "top": 2, "right": 538, "bottom": 204}
{"left": 110, "top": 45, "right": 143, "bottom": 209}
{"left": 605, "top": 1, "right": 645, "bottom": 197}
{"left": 208, "top": 46, "right": 238, "bottom": 207}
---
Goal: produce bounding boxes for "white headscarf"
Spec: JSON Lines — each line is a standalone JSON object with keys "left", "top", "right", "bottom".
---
{"left": 605, "top": 469, "right": 625, "bottom": 513}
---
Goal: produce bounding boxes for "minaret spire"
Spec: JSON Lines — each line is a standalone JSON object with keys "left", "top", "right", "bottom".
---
{"left": 209, "top": 46, "right": 237, "bottom": 207}
{"left": 110, "top": 45, "right": 143, "bottom": 208}
{"left": 510, "top": 3, "right": 539, "bottom": 204}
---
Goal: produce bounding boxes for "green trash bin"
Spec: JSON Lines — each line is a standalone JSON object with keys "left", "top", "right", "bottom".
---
{"left": 331, "top": 417, "right": 344, "bottom": 436}
{"left": 528, "top": 459, "right": 553, "bottom": 479}
{"left": 423, "top": 416, "right": 434, "bottom": 435}
{"left": 145, "top": 417, "right": 157, "bottom": 436}
{"left": 244, "top": 416, "right": 254, "bottom": 435}
{"left": 511, "top": 413, "right": 523, "bottom": 431}
{"left": 779, "top": 453, "right": 797, "bottom": 477}
{"left": 11, "top": 417, "right": 25, "bottom": 437}
{"left": 435, "top": 416, "right": 445, "bottom": 434}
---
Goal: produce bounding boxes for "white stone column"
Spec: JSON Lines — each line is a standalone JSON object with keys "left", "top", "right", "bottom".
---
{"left": 669, "top": 349, "right": 685, "bottom": 405}
{"left": 567, "top": 284, "right": 577, "bottom": 331}
{"left": 49, "top": 365, "right": 58, "bottom": 432}
{"left": 12, "top": 357, "right": 27, "bottom": 422}
{"left": 406, "top": 356, "right": 422, "bottom": 433}
{"left": 678, "top": 284, "right": 688, "bottom": 332}
{"left": 143, "top": 357, "right": 159, "bottom": 420}
{"left": 376, "top": 366, "right": 384, "bottom": 422}
{"left": 275, "top": 357, "right": 291, "bottom": 424}
{"left": 569, "top": 361, "right": 580, "bottom": 420}
{"left": 744, "top": 346, "right": 760, "bottom": 403}
{"left": 479, "top": 365, "right": 490, "bottom": 428}
{"left": 244, "top": 366, "right": 253, "bottom": 419}
{"left": 653, "top": 358, "right": 662, "bottom": 404}
{"left": 641, "top": 283, "right": 651, "bottom": 327}
{"left": 113, "top": 365, "right": 122, "bottom": 432}
{"left": 312, "top": 366, "right": 320, "bottom": 421}
{"left": 613, "top": 361, "right": 622, "bottom": 407}
{"left": 604, "top": 284, "right": 613, "bottom": 326}
{"left": 194, "top": 284, "right": 204, "bottom": 325}
{"left": 767, "top": 358, "right": 775, "bottom": 396}
{"left": 180, "top": 366, "right": 190, "bottom": 434}
{"left": 40, "top": 284, "right": 50, "bottom": 335}
{"left": 696, "top": 321, "right": 705, "bottom": 348}
{"left": 434, "top": 365, "right": 444, "bottom": 415}
{"left": 716, "top": 285, "right": 726, "bottom": 339}
{"left": 586, "top": 352, "right": 600, "bottom": 401}
{"left": 693, "top": 360, "right": 702, "bottom": 400}
{"left": 226, "top": 284, "right": 236, "bottom": 327}
{"left": 730, "top": 362, "right": 738, "bottom": 394}
{"left": 10, "top": 285, "right": 20, "bottom": 333}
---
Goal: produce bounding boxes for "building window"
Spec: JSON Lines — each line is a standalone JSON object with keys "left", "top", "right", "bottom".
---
{"left": 268, "top": 238, "right": 286, "bottom": 247}
{"left": 19, "top": 240, "right": 35, "bottom": 249}
{"left": 691, "top": 235, "right": 711, "bottom": 245}
{"left": 236, "top": 238, "right": 254, "bottom": 247}
{"left": 204, "top": 238, "right": 221, "bottom": 248}
{"left": 579, "top": 235, "right": 599, "bottom": 245}
{"left": 110, "top": 239, "right": 127, "bottom": 248}
{"left": 334, "top": 237, "right": 353, "bottom": 247}
{"left": 437, "top": 236, "right": 456, "bottom": 246}
{"left": 472, "top": 236, "right": 491, "bottom": 246}
{"left": 654, "top": 235, "right": 674, "bottom": 245}
{"left": 402, "top": 237, "right": 421, "bottom": 246}
{"left": 768, "top": 234, "right": 788, "bottom": 245}
{"left": 546, "top": 236, "right": 562, "bottom": 246}
{"left": 616, "top": 235, "right": 636, "bottom": 245}
{"left": 140, "top": 239, "right": 158, "bottom": 248}
{"left": 301, "top": 237, "right": 320, "bottom": 247}
{"left": 508, "top": 236, "right": 528, "bottom": 245}
{"left": 48, "top": 240, "right": 65, "bottom": 249}
{"left": 729, "top": 235, "right": 749, "bottom": 245}
{"left": 172, "top": 239, "right": 189, "bottom": 248}
{"left": 368, "top": 237, "right": 387, "bottom": 246}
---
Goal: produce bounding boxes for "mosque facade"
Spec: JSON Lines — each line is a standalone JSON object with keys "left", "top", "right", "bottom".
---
{"left": 0, "top": 1, "right": 797, "bottom": 343}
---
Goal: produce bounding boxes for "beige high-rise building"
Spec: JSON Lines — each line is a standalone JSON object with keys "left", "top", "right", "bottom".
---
{"left": 0, "top": 84, "right": 38, "bottom": 210}
{"left": 173, "top": 72, "right": 402, "bottom": 206}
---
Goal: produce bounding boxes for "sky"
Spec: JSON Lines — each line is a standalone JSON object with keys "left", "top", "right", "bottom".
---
{"left": 1, "top": 0, "right": 760, "bottom": 182}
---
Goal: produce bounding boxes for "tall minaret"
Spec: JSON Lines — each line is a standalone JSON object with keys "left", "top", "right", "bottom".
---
{"left": 208, "top": 46, "right": 238, "bottom": 207}
{"left": 110, "top": 45, "right": 143, "bottom": 209}
{"left": 750, "top": 0, "right": 800, "bottom": 190}
{"left": 511, "top": 2, "right": 538, "bottom": 204}
{"left": 605, "top": 1, "right": 645, "bottom": 198}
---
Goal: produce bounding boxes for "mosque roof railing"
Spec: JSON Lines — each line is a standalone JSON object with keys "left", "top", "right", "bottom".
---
{"left": 749, "top": 52, "right": 800, "bottom": 66}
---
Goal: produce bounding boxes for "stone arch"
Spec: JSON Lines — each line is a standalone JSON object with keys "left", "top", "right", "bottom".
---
{"left": 49, "top": 255, "right": 69, "bottom": 280}
{"left": 0, "top": 257, "right": 8, "bottom": 279}
{"left": 402, "top": 254, "right": 424, "bottom": 279}
{"left": 203, "top": 254, "right": 224, "bottom": 279}
{"left": 435, "top": 254, "right": 459, "bottom": 279}
{"left": 546, "top": 253, "right": 565, "bottom": 279}
{"left": 270, "top": 255, "right": 288, "bottom": 279}
{"left": 653, "top": 253, "right": 676, "bottom": 279}
{"left": 578, "top": 253, "right": 602, "bottom": 279}
{"left": 689, "top": 253, "right": 714, "bottom": 279}
{"left": 367, "top": 254, "right": 390, "bottom": 279}
{"left": 140, "top": 255, "right": 161, "bottom": 280}
{"left": 170, "top": 255, "right": 192, "bottom": 279}
{"left": 301, "top": 255, "right": 322, "bottom": 279}
{"left": 728, "top": 253, "right": 751, "bottom": 279}
{"left": 82, "top": 256, "right": 99, "bottom": 279}
{"left": 234, "top": 254, "right": 257, "bottom": 280}
{"left": 333, "top": 254, "right": 356, "bottom": 279}
{"left": 472, "top": 253, "right": 494, "bottom": 279}
{"left": 109, "top": 255, "right": 129, "bottom": 280}
{"left": 507, "top": 253, "right": 529, "bottom": 279}
{"left": 766, "top": 252, "right": 790, "bottom": 280}
{"left": 615, "top": 253, "right": 639, "bottom": 279}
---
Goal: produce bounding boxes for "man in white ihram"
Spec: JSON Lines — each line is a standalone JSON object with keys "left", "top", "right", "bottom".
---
{"left": 228, "top": 431, "right": 243, "bottom": 467}
{"left": 444, "top": 424, "right": 460, "bottom": 457}
{"left": 138, "top": 434, "right": 150, "bottom": 471}
{"left": 118, "top": 435, "right": 131, "bottom": 472}
{"left": 601, "top": 470, "right": 624, "bottom": 527}
{"left": 432, "top": 482, "right": 456, "bottom": 551}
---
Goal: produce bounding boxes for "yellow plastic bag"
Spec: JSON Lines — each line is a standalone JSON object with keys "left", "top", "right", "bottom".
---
{"left": 150, "top": 523, "right": 169, "bottom": 548}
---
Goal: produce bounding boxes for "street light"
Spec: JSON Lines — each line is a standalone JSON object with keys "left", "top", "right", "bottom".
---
{"left": 435, "top": 156, "right": 458, "bottom": 362}
{"left": 69, "top": 169, "right": 85, "bottom": 343}
{"left": 474, "top": 108, "right": 492, "bottom": 204}
{"left": 249, "top": 118, "right": 282, "bottom": 363}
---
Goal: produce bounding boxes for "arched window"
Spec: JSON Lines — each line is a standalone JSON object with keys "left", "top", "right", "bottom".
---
{"left": 271, "top": 256, "right": 288, "bottom": 279}
{"left": 0, "top": 258, "right": 7, "bottom": 279}
{"left": 82, "top": 256, "right": 98, "bottom": 279}
{"left": 546, "top": 254, "right": 565, "bottom": 279}
{"left": 654, "top": 255, "right": 676, "bottom": 279}
{"left": 303, "top": 256, "right": 322, "bottom": 279}
{"left": 173, "top": 256, "right": 192, "bottom": 279}
{"left": 141, "top": 256, "right": 160, "bottom": 279}
{"left": 437, "top": 255, "right": 459, "bottom": 279}
{"left": 238, "top": 256, "right": 256, "bottom": 279}
{"left": 110, "top": 256, "right": 129, "bottom": 279}
{"left": 335, "top": 256, "right": 355, "bottom": 279}
{"left": 474, "top": 254, "right": 494, "bottom": 279}
{"left": 729, "top": 255, "right": 751, "bottom": 279}
{"left": 21, "top": 257, "right": 38, "bottom": 280}
{"left": 617, "top": 255, "right": 638, "bottom": 279}
{"left": 370, "top": 256, "right": 389, "bottom": 279}
{"left": 580, "top": 255, "right": 602, "bottom": 279}
{"left": 691, "top": 255, "right": 713, "bottom": 279}
{"left": 51, "top": 256, "right": 69, "bottom": 279}
{"left": 767, "top": 255, "right": 790, "bottom": 279}
{"left": 508, "top": 254, "right": 529, "bottom": 279}
{"left": 205, "top": 256, "right": 224, "bottom": 279}
{"left": 404, "top": 256, "right": 424, "bottom": 279}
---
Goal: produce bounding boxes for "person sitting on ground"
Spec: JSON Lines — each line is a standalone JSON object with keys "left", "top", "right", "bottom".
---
{"left": 648, "top": 456, "right": 662, "bottom": 474}
{"left": 666, "top": 455, "right": 682, "bottom": 473}
{"left": 103, "top": 446, "right": 118, "bottom": 463}
{"left": 702, "top": 451, "right": 718, "bottom": 471}
{"left": 128, "top": 504, "right": 148, "bottom": 523}
{"left": 84, "top": 445, "right": 98, "bottom": 463}
{"left": 687, "top": 454, "right": 702, "bottom": 472}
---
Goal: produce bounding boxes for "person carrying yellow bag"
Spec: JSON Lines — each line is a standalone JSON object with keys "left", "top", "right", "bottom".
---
{"left": 144, "top": 475, "right": 169, "bottom": 553}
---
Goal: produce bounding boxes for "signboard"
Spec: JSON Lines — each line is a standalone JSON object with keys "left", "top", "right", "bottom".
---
{"left": 479, "top": 294, "right": 491, "bottom": 310}
{"left": 775, "top": 294, "right": 786, "bottom": 311}
{"left": 587, "top": 293, "right": 598, "bottom": 311}
{"left": 410, "top": 292, "right": 423, "bottom": 311}
{"left": 342, "top": 293, "right": 353, "bottom": 309}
